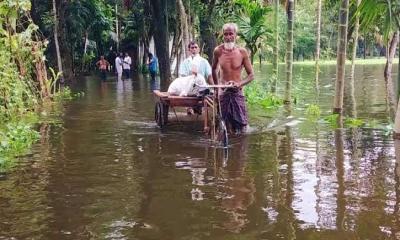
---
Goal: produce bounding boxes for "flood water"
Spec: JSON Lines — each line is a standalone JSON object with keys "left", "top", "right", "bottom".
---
{"left": 1, "top": 63, "right": 400, "bottom": 239}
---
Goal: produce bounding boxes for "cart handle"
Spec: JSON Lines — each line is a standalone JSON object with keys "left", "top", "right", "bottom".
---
{"left": 207, "top": 84, "right": 235, "bottom": 88}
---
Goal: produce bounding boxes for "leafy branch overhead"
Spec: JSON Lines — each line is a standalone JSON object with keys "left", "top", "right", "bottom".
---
{"left": 232, "top": 0, "right": 272, "bottom": 64}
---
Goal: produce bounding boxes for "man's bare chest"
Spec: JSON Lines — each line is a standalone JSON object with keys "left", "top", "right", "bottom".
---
{"left": 219, "top": 52, "right": 243, "bottom": 70}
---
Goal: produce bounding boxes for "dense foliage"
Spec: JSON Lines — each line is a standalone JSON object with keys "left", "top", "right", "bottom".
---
{"left": 0, "top": 0, "right": 74, "bottom": 169}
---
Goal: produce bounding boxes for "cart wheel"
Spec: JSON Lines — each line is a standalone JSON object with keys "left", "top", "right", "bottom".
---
{"left": 155, "top": 102, "right": 165, "bottom": 127}
{"left": 217, "top": 119, "right": 229, "bottom": 148}
{"left": 162, "top": 104, "right": 169, "bottom": 124}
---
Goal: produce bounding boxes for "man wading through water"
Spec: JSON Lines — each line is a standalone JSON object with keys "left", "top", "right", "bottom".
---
{"left": 212, "top": 23, "right": 254, "bottom": 134}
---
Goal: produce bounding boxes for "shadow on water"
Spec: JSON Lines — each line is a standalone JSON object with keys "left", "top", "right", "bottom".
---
{"left": 0, "top": 65, "right": 400, "bottom": 239}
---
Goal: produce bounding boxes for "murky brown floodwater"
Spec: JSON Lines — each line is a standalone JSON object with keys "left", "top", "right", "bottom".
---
{"left": 1, "top": 63, "right": 399, "bottom": 239}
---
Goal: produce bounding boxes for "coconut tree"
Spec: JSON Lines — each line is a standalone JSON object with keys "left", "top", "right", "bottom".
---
{"left": 233, "top": 0, "right": 272, "bottom": 64}
{"left": 333, "top": 0, "right": 349, "bottom": 114}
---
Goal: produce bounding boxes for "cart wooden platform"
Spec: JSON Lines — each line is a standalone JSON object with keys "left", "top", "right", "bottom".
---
{"left": 153, "top": 85, "right": 231, "bottom": 146}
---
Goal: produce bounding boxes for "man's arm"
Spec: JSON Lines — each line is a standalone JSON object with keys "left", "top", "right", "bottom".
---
{"left": 204, "top": 59, "right": 214, "bottom": 85}
{"left": 207, "top": 75, "right": 214, "bottom": 85}
{"left": 239, "top": 48, "right": 254, "bottom": 88}
{"left": 211, "top": 48, "right": 220, "bottom": 85}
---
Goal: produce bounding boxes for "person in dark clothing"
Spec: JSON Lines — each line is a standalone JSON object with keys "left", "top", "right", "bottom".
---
{"left": 220, "top": 88, "right": 248, "bottom": 132}
{"left": 107, "top": 51, "right": 117, "bottom": 72}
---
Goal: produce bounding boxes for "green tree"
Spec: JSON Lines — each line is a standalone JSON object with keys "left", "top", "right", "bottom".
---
{"left": 232, "top": 0, "right": 272, "bottom": 64}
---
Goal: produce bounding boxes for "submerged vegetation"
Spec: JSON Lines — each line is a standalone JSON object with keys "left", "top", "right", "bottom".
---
{"left": 0, "top": 1, "right": 76, "bottom": 170}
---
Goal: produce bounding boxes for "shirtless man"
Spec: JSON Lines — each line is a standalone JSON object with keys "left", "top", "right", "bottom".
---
{"left": 96, "top": 55, "right": 110, "bottom": 81}
{"left": 212, "top": 23, "right": 254, "bottom": 133}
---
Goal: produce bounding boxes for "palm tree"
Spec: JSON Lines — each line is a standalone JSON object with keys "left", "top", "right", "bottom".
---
{"left": 233, "top": 0, "right": 272, "bottom": 64}
{"left": 333, "top": 0, "right": 349, "bottom": 114}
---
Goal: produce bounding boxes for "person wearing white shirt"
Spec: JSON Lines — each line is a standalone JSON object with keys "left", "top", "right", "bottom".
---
{"left": 179, "top": 41, "right": 213, "bottom": 85}
{"left": 123, "top": 53, "right": 132, "bottom": 79}
{"left": 115, "top": 53, "right": 123, "bottom": 81}
{"left": 178, "top": 41, "right": 213, "bottom": 115}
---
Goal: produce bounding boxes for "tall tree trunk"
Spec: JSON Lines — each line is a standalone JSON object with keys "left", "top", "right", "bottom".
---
{"left": 33, "top": 43, "right": 50, "bottom": 99}
{"left": 350, "top": 0, "right": 360, "bottom": 81}
{"left": 271, "top": 0, "right": 279, "bottom": 93}
{"left": 348, "top": 0, "right": 361, "bottom": 118}
{"left": 169, "top": 30, "right": 179, "bottom": 65}
{"left": 333, "top": 0, "right": 349, "bottom": 114}
{"left": 397, "top": 40, "right": 400, "bottom": 101}
{"left": 115, "top": 3, "right": 119, "bottom": 52}
{"left": 52, "top": 0, "right": 64, "bottom": 82}
{"left": 177, "top": 0, "right": 189, "bottom": 58}
{"left": 82, "top": 31, "right": 88, "bottom": 72}
{"left": 57, "top": 0, "right": 74, "bottom": 82}
{"left": 314, "top": 0, "right": 322, "bottom": 99}
{"left": 132, "top": 42, "right": 140, "bottom": 72}
{"left": 151, "top": 0, "right": 172, "bottom": 86}
{"left": 141, "top": 38, "right": 150, "bottom": 69}
{"left": 175, "top": 41, "right": 182, "bottom": 76}
{"left": 199, "top": 0, "right": 217, "bottom": 64}
{"left": 384, "top": 31, "right": 399, "bottom": 119}
{"left": 284, "top": 0, "right": 294, "bottom": 104}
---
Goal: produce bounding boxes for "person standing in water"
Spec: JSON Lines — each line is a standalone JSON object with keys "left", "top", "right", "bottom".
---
{"left": 115, "top": 52, "right": 123, "bottom": 81}
{"left": 212, "top": 23, "right": 254, "bottom": 134}
{"left": 96, "top": 55, "right": 109, "bottom": 81}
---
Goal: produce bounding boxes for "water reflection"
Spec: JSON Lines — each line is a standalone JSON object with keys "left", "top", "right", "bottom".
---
{"left": 217, "top": 137, "right": 255, "bottom": 233}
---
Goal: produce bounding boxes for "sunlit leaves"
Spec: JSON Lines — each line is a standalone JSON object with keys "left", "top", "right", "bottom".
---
{"left": 357, "top": 0, "right": 400, "bottom": 41}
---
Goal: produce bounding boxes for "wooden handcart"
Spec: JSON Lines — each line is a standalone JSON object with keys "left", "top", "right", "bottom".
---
{"left": 153, "top": 85, "right": 231, "bottom": 146}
